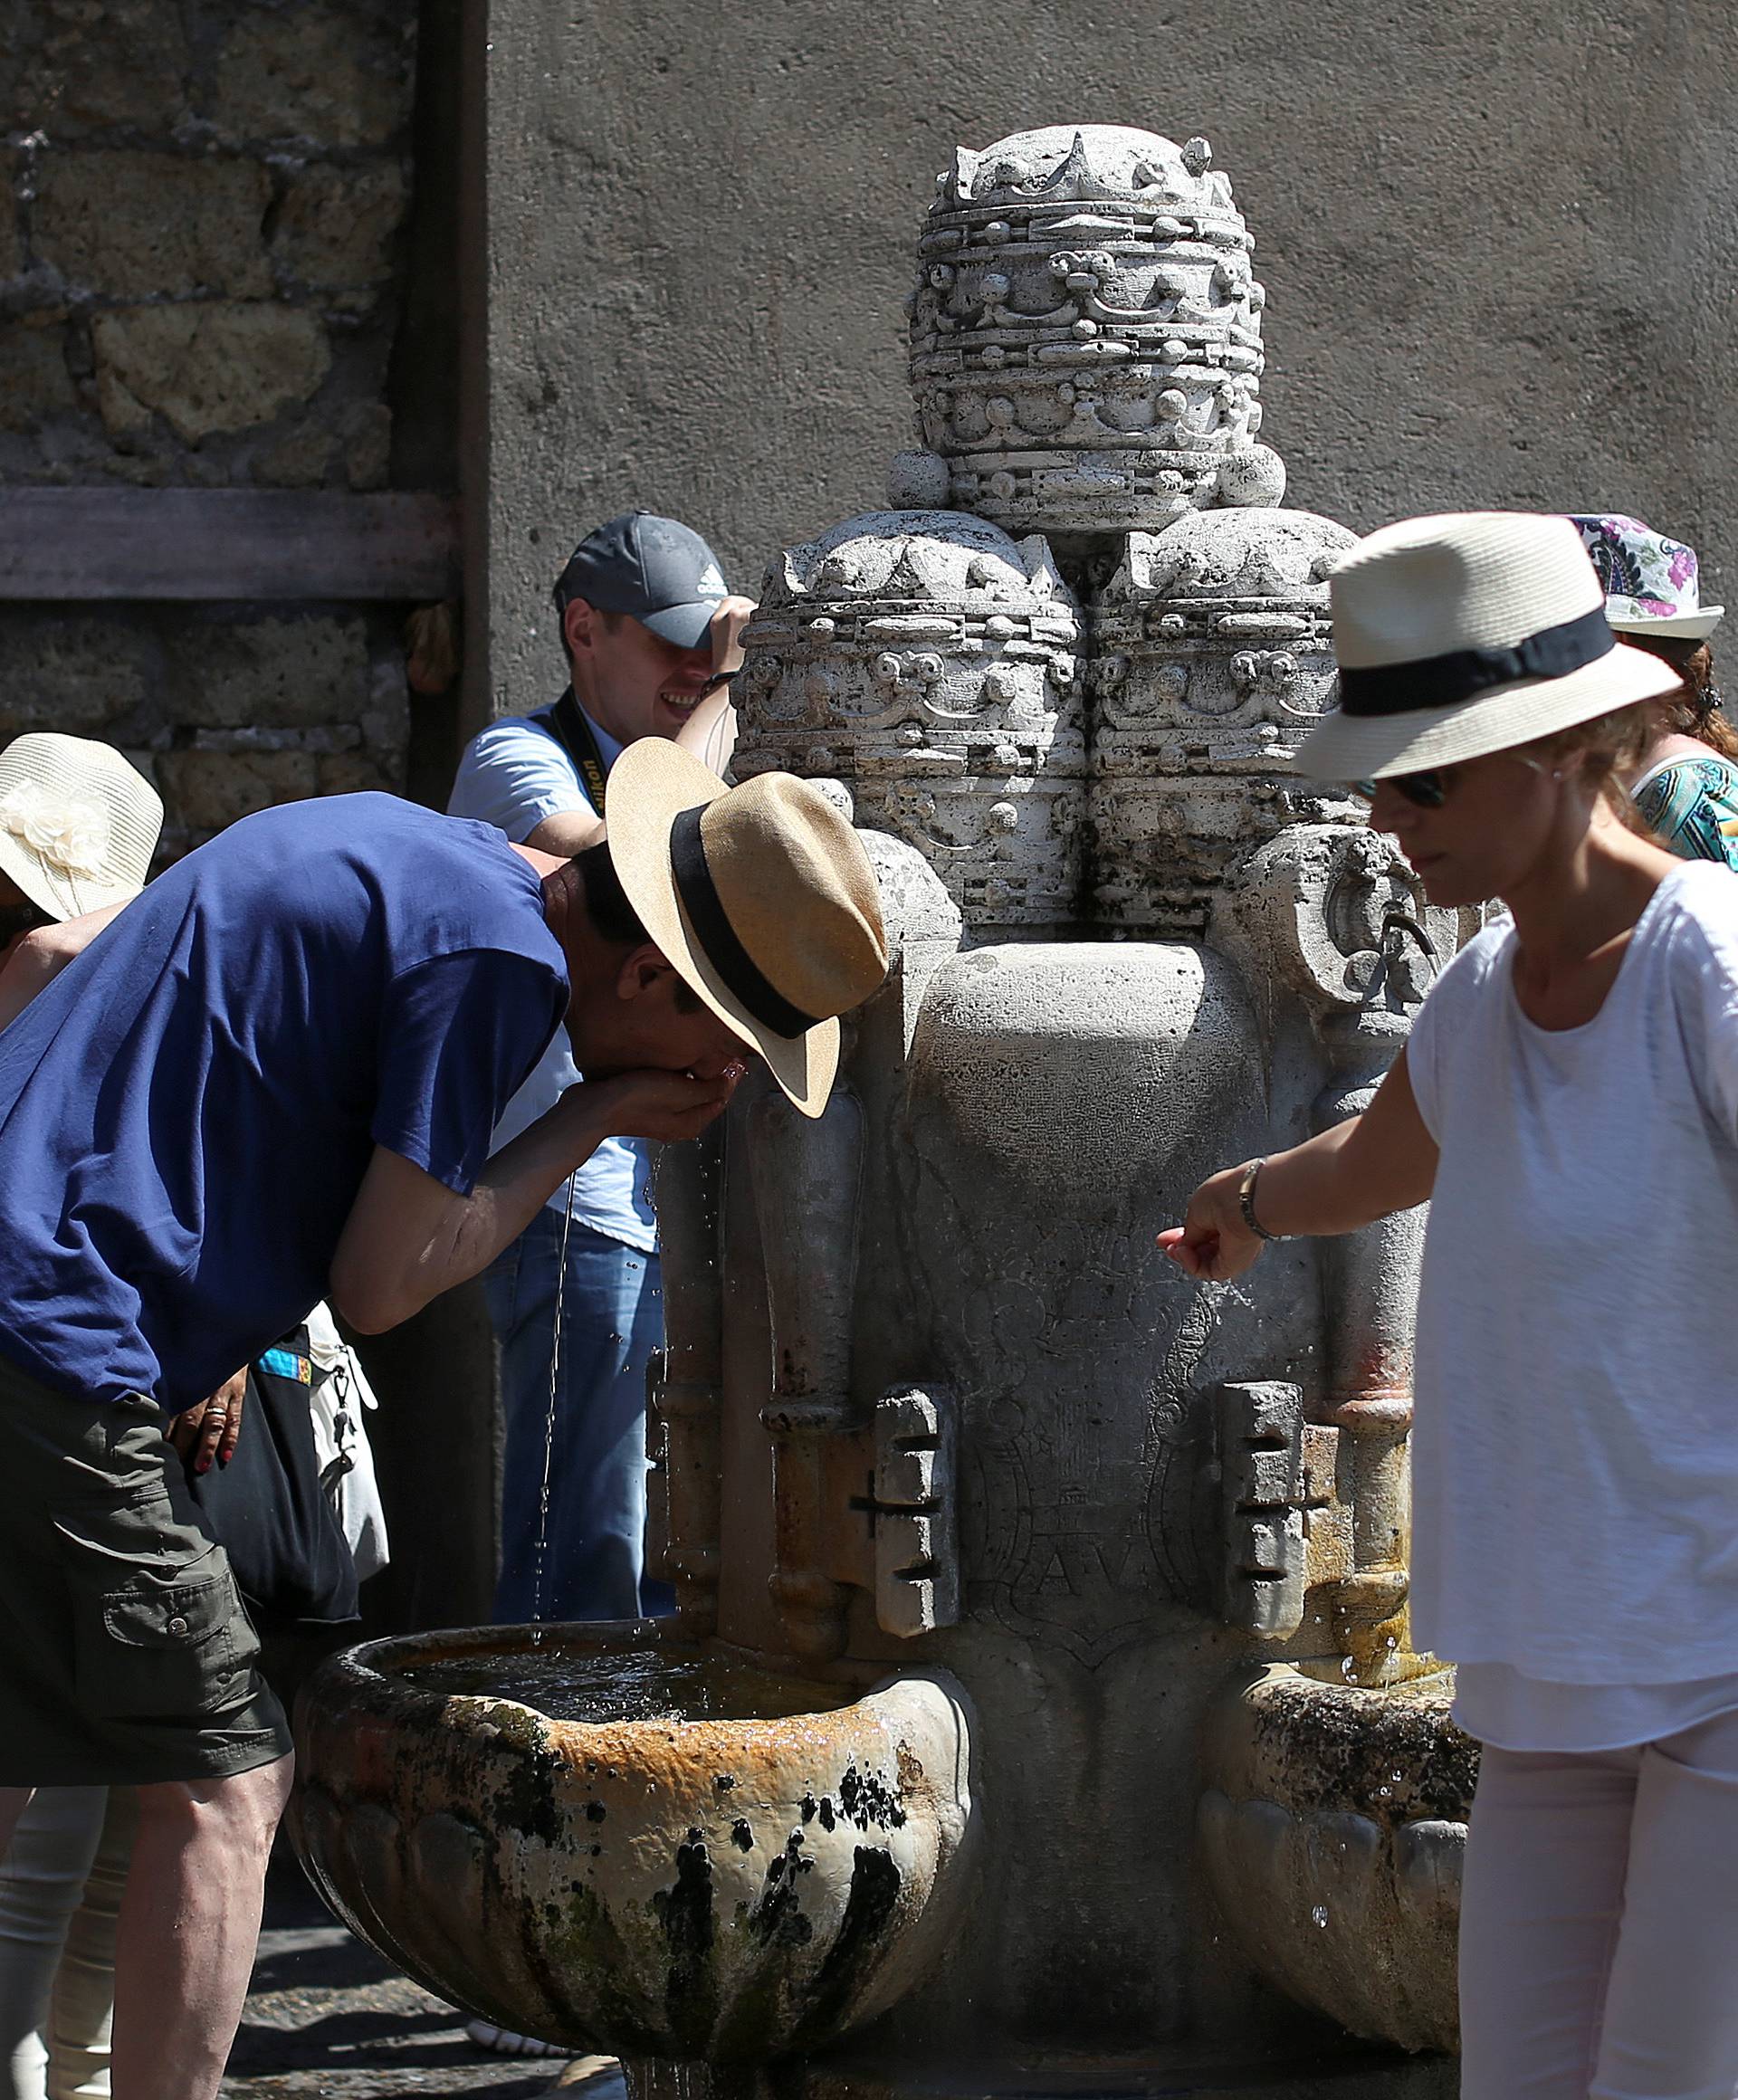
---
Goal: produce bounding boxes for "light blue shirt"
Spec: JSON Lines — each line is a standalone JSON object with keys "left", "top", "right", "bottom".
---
{"left": 446, "top": 705, "right": 656, "bottom": 1253}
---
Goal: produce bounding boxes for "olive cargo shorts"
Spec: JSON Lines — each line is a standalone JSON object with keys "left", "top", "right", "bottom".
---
{"left": 0, "top": 1352, "right": 292, "bottom": 1787}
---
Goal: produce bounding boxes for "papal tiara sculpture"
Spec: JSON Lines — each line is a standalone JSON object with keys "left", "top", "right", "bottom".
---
{"left": 898, "top": 124, "right": 1286, "bottom": 541}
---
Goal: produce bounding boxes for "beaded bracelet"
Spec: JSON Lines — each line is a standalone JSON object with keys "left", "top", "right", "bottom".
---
{"left": 1237, "top": 1157, "right": 1286, "bottom": 1243}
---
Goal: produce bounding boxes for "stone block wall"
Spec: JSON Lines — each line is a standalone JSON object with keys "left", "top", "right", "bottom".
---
{"left": 0, "top": 606, "right": 411, "bottom": 857}
{"left": 2, "top": 0, "right": 414, "bottom": 492}
{"left": 1, "top": 3, "right": 493, "bottom": 1640}
{"left": 0, "top": 0, "right": 428, "bottom": 852}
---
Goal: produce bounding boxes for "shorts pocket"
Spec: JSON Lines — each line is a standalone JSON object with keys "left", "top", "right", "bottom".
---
{"left": 76, "top": 1550, "right": 261, "bottom": 1723}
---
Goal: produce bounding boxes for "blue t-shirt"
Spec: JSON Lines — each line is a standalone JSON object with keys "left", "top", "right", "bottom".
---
{"left": 0, "top": 794, "right": 568, "bottom": 1412}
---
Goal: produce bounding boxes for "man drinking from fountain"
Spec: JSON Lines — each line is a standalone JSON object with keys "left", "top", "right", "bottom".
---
{"left": 0, "top": 743, "right": 886, "bottom": 2100}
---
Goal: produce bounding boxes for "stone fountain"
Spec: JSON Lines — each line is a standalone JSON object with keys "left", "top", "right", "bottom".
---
{"left": 292, "top": 124, "right": 1481, "bottom": 2095}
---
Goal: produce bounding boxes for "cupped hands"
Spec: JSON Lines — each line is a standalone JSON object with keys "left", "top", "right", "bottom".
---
{"left": 591, "top": 1061, "right": 748, "bottom": 1143}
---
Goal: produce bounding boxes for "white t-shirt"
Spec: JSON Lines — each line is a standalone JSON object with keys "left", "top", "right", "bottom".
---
{"left": 446, "top": 706, "right": 656, "bottom": 1253}
{"left": 1406, "top": 861, "right": 1738, "bottom": 1744}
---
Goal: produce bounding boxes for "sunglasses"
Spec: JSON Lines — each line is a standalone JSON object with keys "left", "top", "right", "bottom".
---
{"left": 1351, "top": 752, "right": 1553, "bottom": 810}
{"left": 1350, "top": 772, "right": 1448, "bottom": 808}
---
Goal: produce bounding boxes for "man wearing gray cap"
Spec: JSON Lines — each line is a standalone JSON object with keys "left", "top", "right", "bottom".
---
{"left": 447, "top": 511, "right": 753, "bottom": 1667}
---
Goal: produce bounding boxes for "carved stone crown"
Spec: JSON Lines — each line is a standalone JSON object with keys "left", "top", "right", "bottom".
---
{"left": 908, "top": 126, "right": 1284, "bottom": 541}
{"left": 731, "top": 511, "right": 1085, "bottom": 930}
{"left": 1087, "top": 508, "right": 1359, "bottom": 934}
{"left": 1093, "top": 507, "right": 1358, "bottom": 740}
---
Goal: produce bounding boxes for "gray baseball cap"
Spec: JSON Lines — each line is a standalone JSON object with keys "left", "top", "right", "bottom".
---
{"left": 553, "top": 511, "right": 730, "bottom": 649}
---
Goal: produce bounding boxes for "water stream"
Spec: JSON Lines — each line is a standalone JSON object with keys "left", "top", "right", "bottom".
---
{"left": 530, "top": 1170, "right": 580, "bottom": 1635}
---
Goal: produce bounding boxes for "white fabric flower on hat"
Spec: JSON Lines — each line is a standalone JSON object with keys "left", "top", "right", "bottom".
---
{"left": 0, "top": 777, "right": 110, "bottom": 879}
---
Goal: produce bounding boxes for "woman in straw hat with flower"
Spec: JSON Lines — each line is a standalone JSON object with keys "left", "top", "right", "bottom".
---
{"left": 0, "top": 734, "right": 164, "bottom": 2100}
{"left": 1164, "top": 511, "right": 1738, "bottom": 2097}
{"left": 0, "top": 733, "right": 160, "bottom": 1033}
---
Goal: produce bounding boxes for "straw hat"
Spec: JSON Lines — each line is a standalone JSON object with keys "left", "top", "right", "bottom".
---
{"left": 1566, "top": 513, "right": 1724, "bottom": 641}
{"left": 606, "top": 741, "right": 888, "bottom": 1117}
{"left": 0, "top": 732, "right": 163, "bottom": 922}
{"left": 1296, "top": 511, "right": 1683, "bottom": 780}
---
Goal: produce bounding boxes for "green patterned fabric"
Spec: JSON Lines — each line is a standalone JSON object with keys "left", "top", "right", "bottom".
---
{"left": 1633, "top": 755, "right": 1738, "bottom": 870}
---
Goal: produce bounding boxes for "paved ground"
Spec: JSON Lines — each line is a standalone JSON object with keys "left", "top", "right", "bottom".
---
{"left": 223, "top": 1867, "right": 626, "bottom": 2100}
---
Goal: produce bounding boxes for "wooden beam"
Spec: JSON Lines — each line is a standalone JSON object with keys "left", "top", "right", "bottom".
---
{"left": 0, "top": 489, "right": 461, "bottom": 601}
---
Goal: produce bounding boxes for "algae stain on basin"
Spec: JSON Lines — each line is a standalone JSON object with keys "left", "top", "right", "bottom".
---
{"left": 290, "top": 1624, "right": 975, "bottom": 2063}
{"left": 1198, "top": 1665, "right": 1475, "bottom": 2054}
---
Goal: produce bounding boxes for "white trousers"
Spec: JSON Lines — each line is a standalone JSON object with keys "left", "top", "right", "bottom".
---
{"left": 0, "top": 1790, "right": 131, "bottom": 2100}
{"left": 1460, "top": 1709, "right": 1738, "bottom": 2099}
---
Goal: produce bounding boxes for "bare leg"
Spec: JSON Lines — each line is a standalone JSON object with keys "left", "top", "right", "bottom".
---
{"left": 0, "top": 1790, "right": 35, "bottom": 1865}
{"left": 110, "top": 1753, "right": 292, "bottom": 2100}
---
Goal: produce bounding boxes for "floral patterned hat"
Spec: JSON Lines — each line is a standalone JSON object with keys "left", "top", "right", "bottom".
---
{"left": 0, "top": 733, "right": 163, "bottom": 923}
{"left": 1567, "top": 515, "right": 1724, "bottom": 641}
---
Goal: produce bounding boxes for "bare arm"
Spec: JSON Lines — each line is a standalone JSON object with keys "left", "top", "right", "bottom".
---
{"left": 673, "top": 689, "right": 737, "bottom": 772}
{"left": 670, "top": 594, "right": 753, "bottom": 774}
{"left": 521, "top": 707, "right": 732, "bottom": 854}
{"left": 329, "top": 1064, "right": 741, "bottom": 1332}
{"left": 1160, "top": 1048, "right": 1437, "bottom": 1283}
{"left": 522, "top": 807, "right": 606, "bottom": 857}
{"left": 0, "top": 902, "right": 128, "bottom": 1031}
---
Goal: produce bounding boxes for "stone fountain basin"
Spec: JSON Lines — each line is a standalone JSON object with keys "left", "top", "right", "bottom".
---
{"left": 1197, "top": 1664, "right": 1477, "bottom": 2055}
{"left": 289, "top": 1623, "right": 975, "bottom": 2063}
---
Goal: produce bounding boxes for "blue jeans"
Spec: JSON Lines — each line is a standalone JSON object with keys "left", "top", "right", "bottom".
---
{"left": 482, "top": 1210, "right": 670, "bottom": 1623}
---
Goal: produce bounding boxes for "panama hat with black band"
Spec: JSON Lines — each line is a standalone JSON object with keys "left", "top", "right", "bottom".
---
{"left": 606, "top": 740, "right": 888, "bottom": 1118}
{"left": 1295, "top": 511, "right": 1683, "bottom": 782}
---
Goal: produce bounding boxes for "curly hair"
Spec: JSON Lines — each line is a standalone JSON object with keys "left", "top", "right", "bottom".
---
{"left": 1621, "top": 632, "right": 1738, "bottom": 760}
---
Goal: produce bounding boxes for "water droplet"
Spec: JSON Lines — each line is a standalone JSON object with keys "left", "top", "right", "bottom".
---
{"left": 1340, "top": 1656, "right": 1355, "bottom": 1679}
{"left": 1312, "top": 1905, "right": 1329, "bottom": 1928}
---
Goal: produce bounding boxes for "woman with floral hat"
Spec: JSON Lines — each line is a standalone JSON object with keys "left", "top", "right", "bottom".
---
{"left": 1569, "top": 514, "right": 1738, "bottom": 866}
{"left": 1166, "top": 511, "right": 1738, "bottom": 2097}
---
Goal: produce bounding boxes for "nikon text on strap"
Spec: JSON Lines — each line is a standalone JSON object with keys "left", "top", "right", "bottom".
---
{"left": 534, "top": 689, "right": 611, "bottom": 812}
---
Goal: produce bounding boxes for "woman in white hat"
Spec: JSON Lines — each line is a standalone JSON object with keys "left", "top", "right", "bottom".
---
{"left": 0, "top": 733, "right": 163, "bottom": 2100}
{"left": 1163, "top": 511, "right": 1738, "bottom": 2097}
{"left": 1569, "top": 514, "right": 1738, "bottom": 866}
{"left": 0, "top": 733, "right": 160, "bottom": 1034}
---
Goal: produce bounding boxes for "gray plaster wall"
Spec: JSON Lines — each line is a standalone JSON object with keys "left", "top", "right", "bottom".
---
{"left": 473, "top": 0, "right": 1738, "bottom": 728}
